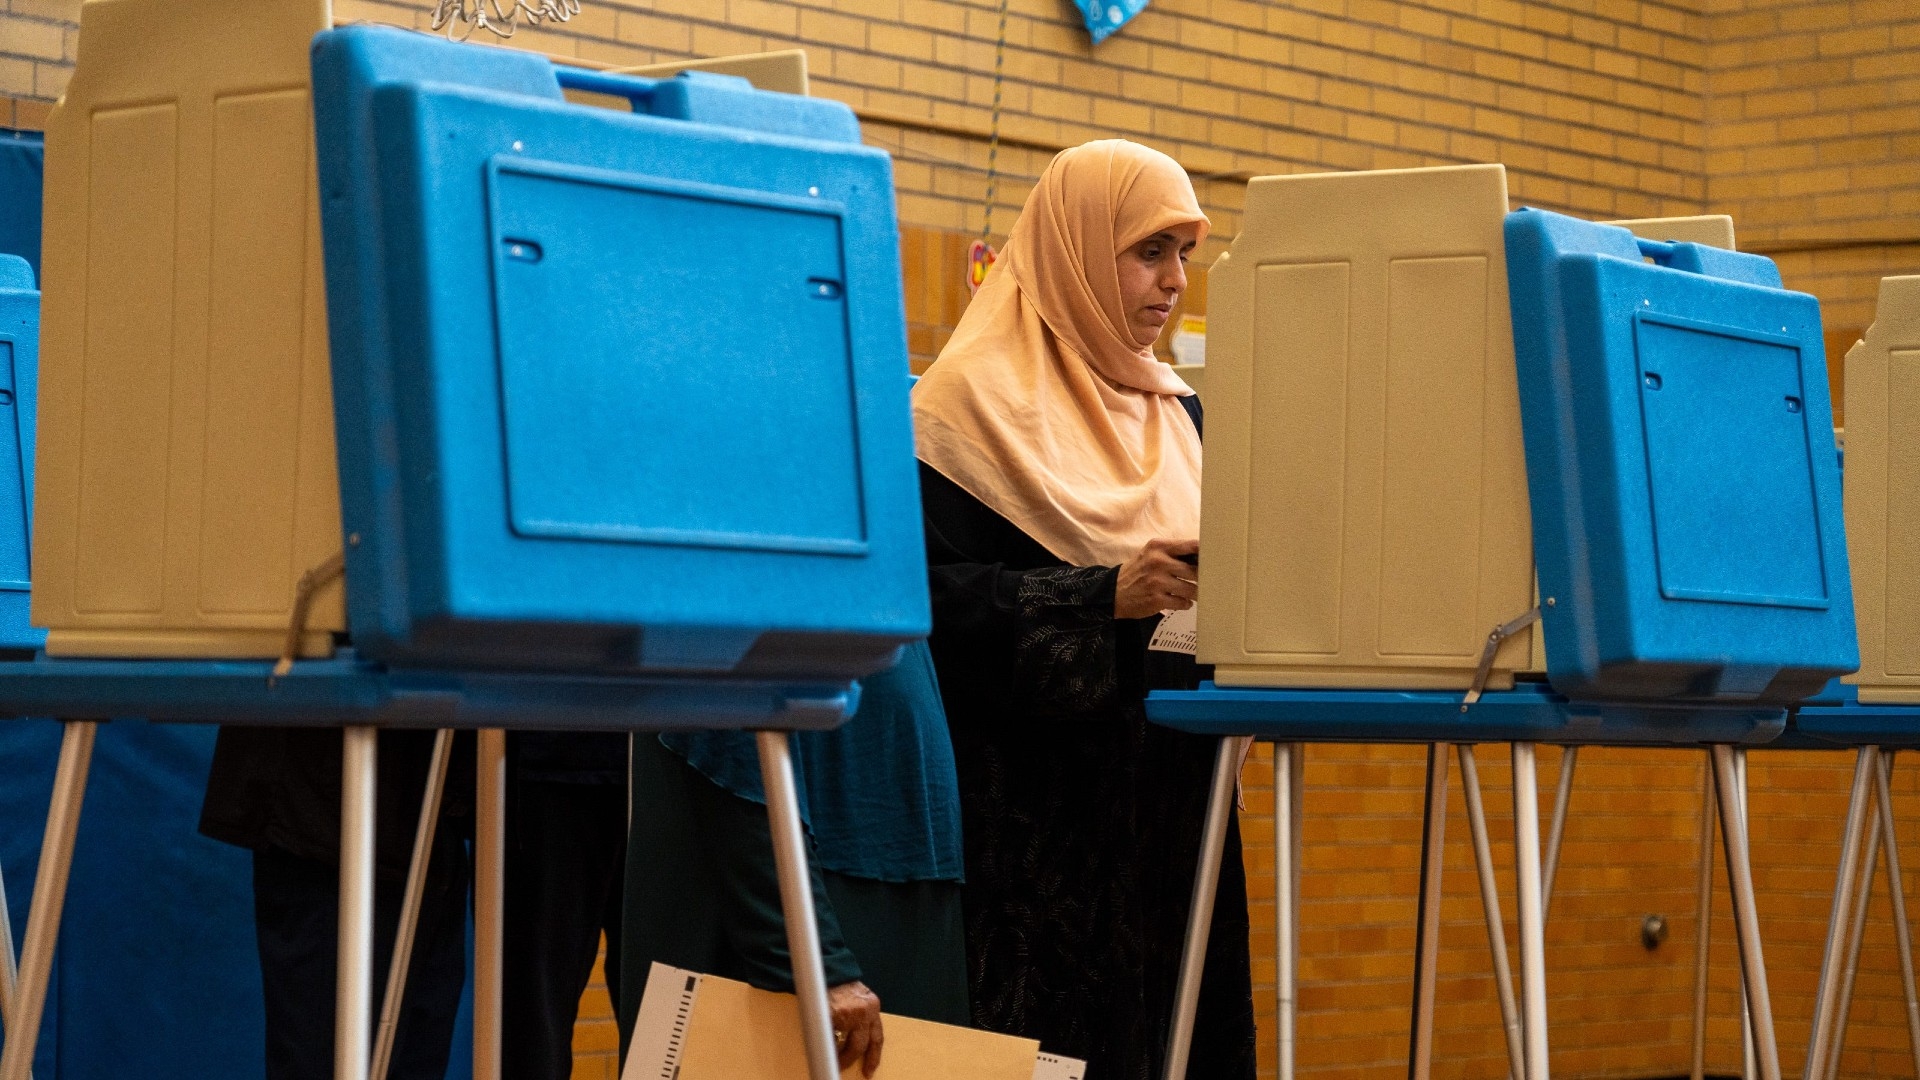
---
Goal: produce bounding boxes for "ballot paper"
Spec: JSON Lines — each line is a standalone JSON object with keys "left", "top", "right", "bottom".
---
{"left": 624, "top": 963, "right": 1087, "bottom": 1080}
{"left": 1148, "top": 603, "right": 1199, "bottom": 655}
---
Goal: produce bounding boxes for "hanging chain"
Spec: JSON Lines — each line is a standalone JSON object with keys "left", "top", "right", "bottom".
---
{"left": 980, "top": 0, "right": 1009, "bottom": 242}
{"left": 431, "top": 0, "right": 580, "bottom": 41}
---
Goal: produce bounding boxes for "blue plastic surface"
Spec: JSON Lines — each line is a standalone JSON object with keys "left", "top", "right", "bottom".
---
{"left": 1505, "top": 209, "right": 1856, "bottom": 704}
{"left": 0, "top": 128, "right": 41, "bottom": 282}
{"left": 0, "top": 652, "right": 856, "bottom": 730}
{"left": 1785, "top": 679, "right": 1920, "bottom": 748}
{"left": 0, "top": 255, "right": 40, "bottom": 651}
{"left": 311, "top": 26, "right": 926, "bottom": 678}
{"left": 1146, "top": 682, "right": 1786, "bottom": 746}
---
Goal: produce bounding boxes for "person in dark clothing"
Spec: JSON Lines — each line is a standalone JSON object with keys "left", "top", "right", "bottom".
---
{"left": 908, "top": 139, "right": 1258, "bottom": 1080}
{"left": 200, "top": 727, "right": 628, "bottom": 1080}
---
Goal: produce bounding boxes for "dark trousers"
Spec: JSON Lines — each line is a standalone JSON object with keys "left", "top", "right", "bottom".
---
{"left": 253, "top": 841, "right": 470, "bottom": 1080}
{"left": 504, "top": 777, "right": 628, "bottom": 1080}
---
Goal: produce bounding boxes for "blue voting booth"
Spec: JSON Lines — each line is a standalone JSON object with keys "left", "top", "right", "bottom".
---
{"left": 1505, "top": 209, "right": 1856, "bottom": 704}
{"left": 310, "top": 26, "right": 927, "bottom": 677}
{"left": 0, "top": 256, "right": 39, "bottom": 652}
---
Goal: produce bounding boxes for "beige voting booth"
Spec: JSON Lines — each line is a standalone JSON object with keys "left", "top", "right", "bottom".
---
{"left": 1607, "top": 215, "right": 1737, "bottom": 250}
{"left": 33, "top": 0, "right": 343, "bottom": 658}
{"left": 1198, "top": 164, "right": 1533, "bottom": 689}
{"left": 1842, "top": 275, "right": 1920, "bottom": 704}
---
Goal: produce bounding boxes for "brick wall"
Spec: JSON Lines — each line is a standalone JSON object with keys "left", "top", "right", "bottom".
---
{"left": 6, "top": 3, "right": 1918, "bottom": 1080}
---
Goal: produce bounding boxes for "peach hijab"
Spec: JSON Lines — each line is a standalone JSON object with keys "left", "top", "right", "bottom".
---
{"left": 912, "top": 139, "right": 1208, "bottom": 567}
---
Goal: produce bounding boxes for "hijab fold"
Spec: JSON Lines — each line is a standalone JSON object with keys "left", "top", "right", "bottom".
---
{"left": 913, "top": 140, "right": 1208, "bottom": 567}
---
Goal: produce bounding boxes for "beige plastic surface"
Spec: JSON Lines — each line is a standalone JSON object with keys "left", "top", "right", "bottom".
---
{"left": 1841, "top": 276, "right": 1920, "bottom": 704}
{"left": 1198, "top": 164, "right": 1534, "bottom": 689}
{"left": 34, "top": 0, "right": 343, "bottom": 658}
{"left": 1606, "top": 215, "right": 1737, "bottom": 250}
{"left": 1172, "top": 363, "right": 1203, "bottom": 396}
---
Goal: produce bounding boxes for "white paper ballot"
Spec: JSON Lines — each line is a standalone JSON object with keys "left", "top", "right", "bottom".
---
{"left": 1149, "top": 603, "right": 1199, "bottom": 655}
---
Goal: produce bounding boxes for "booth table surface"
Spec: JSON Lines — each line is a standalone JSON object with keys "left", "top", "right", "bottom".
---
{"left": 1145, "top": 681, "right": 1786, "bottom": 745}
{"left": 0, "top": 654, "right": 857, "bottom": 730}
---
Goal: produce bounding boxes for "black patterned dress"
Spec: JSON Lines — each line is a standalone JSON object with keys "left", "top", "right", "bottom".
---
{"left": 918, "top": 400, "right": 1257, "bottom": 1080}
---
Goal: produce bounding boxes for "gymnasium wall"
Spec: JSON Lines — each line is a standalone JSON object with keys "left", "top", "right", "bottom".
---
{"left": 4, "top": 2, "right": 1920, "bottom": 1080}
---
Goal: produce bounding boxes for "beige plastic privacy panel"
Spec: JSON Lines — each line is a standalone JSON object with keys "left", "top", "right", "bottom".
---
{"left": 1606, "top": 215, "right": 1737, "bottom": 250}
{"left": 1172, "top": 364, "right": 1203, "bottom": 396}
{"left": 613, "top": 50, "right": 809, "bottom": 95}
{"left": 1198, "top": 164, "right": 1533, "bottom": 689}
{"left": 34, "top": 0, "right": 343, "bottom": 658}
{"left": 1842, "top": 276, "right": 1920, "bottom": 704}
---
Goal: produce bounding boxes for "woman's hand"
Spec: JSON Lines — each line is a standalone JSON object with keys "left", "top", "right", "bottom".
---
{"left": 829, "top": 980, "right": 884, "bottom": 1076}
{"left": 1115, "top": 538, "right": 1199, "bottom": 619}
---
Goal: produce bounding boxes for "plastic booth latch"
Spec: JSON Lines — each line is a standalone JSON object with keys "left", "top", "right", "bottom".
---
{"left": 0, "top": 255, "right": 41, "bottom": 652}
{"left": 309, "top": 26, "right": 927, "bottom": 679}
{"left": 1505, "top": 208, "right": 1857, "bottom": 704}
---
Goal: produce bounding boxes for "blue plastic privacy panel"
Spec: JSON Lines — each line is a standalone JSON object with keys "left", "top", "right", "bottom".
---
{"left": 0, "top": 129, "right": 42, "bottom": 282}
{"left": 0, "top": 256, "right": 40, "bottom": 651}
{"left": 1506, "top": 208, "right": 1856, "bottom": 703}
{"left": 311, "top": 27, "right": 926, "bottom": 678}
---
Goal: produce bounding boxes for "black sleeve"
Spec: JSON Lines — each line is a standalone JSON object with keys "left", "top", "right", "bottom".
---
{"left": 920, "top": 465, "right": 1148, "bottom": 719}
{"left": 691, "top": 757, "right": 863, "bottom": 992}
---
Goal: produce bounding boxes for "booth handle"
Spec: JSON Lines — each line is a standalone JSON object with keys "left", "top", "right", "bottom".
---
{"left": 554, "top": 68, "right": 663, "bottom": 109}
{"left": 1635, "top": 237, "right": 1683, "bottom": 266}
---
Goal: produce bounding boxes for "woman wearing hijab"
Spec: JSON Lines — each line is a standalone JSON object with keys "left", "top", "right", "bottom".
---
{"left": 912, "top": 140, "right": 1257, "bottom": 1079}
{"left": 615, "top": 642, "right": 967, "bottom": 1077}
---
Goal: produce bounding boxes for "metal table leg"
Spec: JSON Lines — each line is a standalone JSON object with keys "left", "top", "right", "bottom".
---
{"left": 757, "top": 731, "right": 839, "bottom": 1080}
{"left": 1163, "top": 735, "right": 1251, "bottom": 1080}
{"left": 1459, "top": 745, "right": 1526, "bottom": 1080}
{"left": 1512, "top": 743, "right": 1549, "bottom": 1080}
{"left": 0, "top": 721, "right": 92, "bottom": 1080}
{"left": 1806, "top": 747, "right": 1878, "bottom": 1080}
{"left": 1737, "top": 750, "right": 1755, "bottom": 1080}
{"left": 1872, "top": 750, "right": 1920, "bottom": 1077}
{"left": 474, "top": 730, "right": 506, "bottom": 1080}
{"left": 1541, "top": 747, "right": 1577, "bottom": 920}
{"left": 1826, "top": 761, "right": 1883, "bottom": 1080}
{"left": 337, "top": 726, "right": 378, "bottom": 1080}
{"left": 1408, "top": 744, "right": 1449, "bottom": 1080}
{"left": 1714, "top": 744, "right": 1782, "bottom": 1080}
{"left": 1275, "top": 742, "right": 1303, "bottom": 1080}
{"left": 370, "top": 729, "right": 453, "bottom": 1080}
{"left": 1691, "top": 754, "right": 1715, "bottom": 1080}
{"left": 0, "top": 810, "right": 18, "bottom": 1037}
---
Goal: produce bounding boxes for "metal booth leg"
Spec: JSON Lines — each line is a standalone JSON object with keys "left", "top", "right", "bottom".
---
{"left": 1826, "top": 753, "right": 1884, "bottom": 1080}
{"left": 1458, "top": 745, "right": 1526, "bottom": 1080}
{"left": 474, "top": 730, "right": 507, "bottom": 1080}
{"left": 1407, "top": 744, "right": 1449, "bottom": 1080}
{"left": 370, "top": 729, "right": 454, "bottom": 1080}
{"left": 1275, "top": 742, "right": 1303, "bottom": 1080}
{"left": 1805, "top": 747, "right": 1879, "bottom": 1080}
{"left": 1164, "top": 735, "right": 1251, "bottom": 1080}
{"left": 756, "top": 731, "right": 839, "bottom": 1080}
{"left": 337, "top": 726, "right": 378, "bottom": 1080}
{"left": 1736, "top": 750, "right": 1756, "bottom": 1080}
{"left": 1691, "top": 753, "right": 1715, "bottom": 1080}
{"left": 1872, "top": 750, "right": 1920, "bottom": 1077}
{"left": 1511, "top": 743, "right": 1549, "bottom": 1080}
{"left": 0, "top": 720, "right": 94, "bottom": 1080}
{"left": 1541, "top": 747, "right": 1577, "bottom": 920}
{"left": 1713, "top": 744, "right": 1782, "bottom": 1080}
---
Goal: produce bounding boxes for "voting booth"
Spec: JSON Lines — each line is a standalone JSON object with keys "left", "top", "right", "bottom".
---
{"left": 32, "top": 0, "right": 343, "bottom": 659}
{"left": 1841, "top": 276, "right": 1920, "bottom": 704}
{"left": 1506, "top": 209, "right": 1856, "bottom": 703}
{"left": 1198, "top": 164, "right": 1535, "bottom": 691}
{"left": 309, "top": 26, "right": 925, "bottom": 677}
